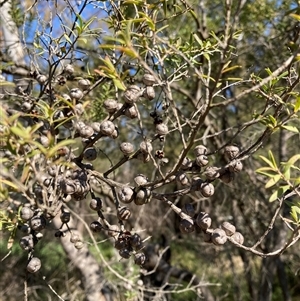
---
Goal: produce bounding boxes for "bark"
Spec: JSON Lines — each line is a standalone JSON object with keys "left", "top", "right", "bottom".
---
{"left": 277, "top": 257, "right": 292, "bottom": 301}
{"left": 53, "top": 216, "right": 114, "bottom": 301}
{"left": 239, "top": 251, "right": 255, "bottom": 301}
{"left": 0, "top": 0, "right": 29, "bottom": 91}
{"left": 0, "top": 0, "right": 25, "bottom": 65}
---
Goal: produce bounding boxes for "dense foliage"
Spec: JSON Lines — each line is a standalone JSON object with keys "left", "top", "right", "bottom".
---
{"left": 0, "top": 1, "right": 300, "bottom": 300}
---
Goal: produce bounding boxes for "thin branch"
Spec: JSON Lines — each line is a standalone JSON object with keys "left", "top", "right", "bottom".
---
{"left": 211, "top": 50, "right": 299, "bottom": 108}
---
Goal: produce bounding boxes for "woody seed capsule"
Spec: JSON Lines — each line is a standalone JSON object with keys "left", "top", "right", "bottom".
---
{"left": 103, "top": 99, "right": 118, "bottom": 113}
{"left": 27, "top": 257, "right": 41, "bottom": 273}
{"left": 120, "top": 142, "right": 135, "bottom": 155}
{"left": 123, "top": 85, "right": 141, "bottom": 104}
{"left": 194, "top": 145, "right": 207, "bottom": 156}
{"left": 124, "top": 105, "right": 138, "bottom": 119}
{"left": 100, "top": 120, "right": 115, "bottom": 136}
{"left": 155, "top": 123, "right": 168, "bottom": 135}
{"left": 142, "top": 73, "right": 156, "bottom": 86}
{"left": 143, "top": 86, "right": 155, "bottom": 100}
{"left": 224, "top": 145, "right": 240, "bottom": 161}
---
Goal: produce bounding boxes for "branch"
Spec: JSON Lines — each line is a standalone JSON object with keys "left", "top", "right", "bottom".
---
{"left": 211, "top": 50, "right": 298, "bottom": 107}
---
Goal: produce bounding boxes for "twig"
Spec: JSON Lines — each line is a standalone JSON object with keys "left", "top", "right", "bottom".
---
{"left": 42, "top": 276, "right": 65, "bottom": 301}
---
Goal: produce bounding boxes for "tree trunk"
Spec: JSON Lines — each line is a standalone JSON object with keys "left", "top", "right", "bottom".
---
{"left": 0, "top": 0, "right": 29, "bottom": 92}
{"left": 0, "top": 0, "right": 25, "bottom": 65}
{"left": 53, "top": 216, "right": 114, "bottom": 301}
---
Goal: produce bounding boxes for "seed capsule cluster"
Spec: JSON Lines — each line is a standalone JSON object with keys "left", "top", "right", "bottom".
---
{"left": 179, "top": 207, "right": 244, "bottom": 246}
{"left": 175, "top": 144, "right": 244, "bottom": 201}
{"left": 174, "top": 143, "right": 245, "bottom": 245}
{"left": 6, "top": 63, "right": 247, "bottom": 277}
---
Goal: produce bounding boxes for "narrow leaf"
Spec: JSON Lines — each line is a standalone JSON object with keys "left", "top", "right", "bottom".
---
{"left": 290, "top": 206, "right": 300, "bottom": 223}
{"left": 269, "top": 185, "right": 290, "bottom": 202}
{"left": 294, "top": 96, "right": 300, "bottom": 112}
{"left": 256, "top": 167, "right": 277, "bottom": 172}
{"left": 113, "top": 78, "right": 126, "bottom": 91}
{"left": 64, "top": 33, "right": 73, "bottom": 44}
{"left": 290, "top": 13, "right": 300, "bottom": 21}
{"left": 281, "top": 125, "right": 299, "bottom": 133}
{"left": 103, "top": 56, "right": 115, "bottom": 71}
{"left": 82, "top": 16, "right": 96, "bottom": 31}
{"left": 268, "top": 150, "right": 277, "bottom": 169}
{"left": 193, "top": 33, "right": 203, "bottom": 47}
{"left": 0, "top": 81, "right": 15, "bottom": 87}
{"left": 259, "top": 155, "right": 276, "bottom": 169}
{"left": 203, "top": 53, "right": 210, "bottom": 61}
{"left": 269, "top": 190, "right": 279, "bottom": 202}
{"left": 222, "top": 65, "right": 241, "bottom": 74}
{"left": 0, "top": 179, "right": 18, "bottom": 190}
{"left": 10, "top": 126, "right": 30, "bottom": 140}
{"left": 265, "top": 174, "right": 281, "bottom": 188}
{"left": 46, "top": 139, "right": 76, "bottom": 158}
{"left": 287, "top": 154, "right": 300, "bottom": 166}
{"left": 256, "top": 169, "right": 278, "bottom": 178}
{"left": 20, "top": 165, "right": 31, "bottom": 184}
{"left": 78, "top": 37, "right": 87, "bottom": 44}
{"left": 76, "top": 13, "right": 83, "bottom": 30}
{"left": 283, "top": 166, "right": 291, "bottom": 181}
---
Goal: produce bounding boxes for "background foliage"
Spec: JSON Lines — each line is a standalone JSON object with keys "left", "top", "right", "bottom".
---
{"left": 0, "top": 1, "right": 300, "bottom": 301}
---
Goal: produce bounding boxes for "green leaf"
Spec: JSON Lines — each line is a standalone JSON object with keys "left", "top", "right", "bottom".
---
{"left": 103, "top": 36, "right": 126, "bottom": 45}
{"left": 222, "top": 65, "right": 242, "bottom": 74}
{"left": 139, "top": 12, "right": 155, "bottom": 31}
{"left": 287, "top": 154, "right": 300, "bottom": 165}
{"left": 78, "top": 37, "right": 87, "bottom": 44}
{"left": 193, "top": 33, "right": 203, "bottom": 47}
{"left": 123, "top": 0, "right": 144, "bottom": 4}
{"left": 54, "top": 115, "right": 74, "bottom": 129}
{"left": 277, "top": 71, "right": 289, "bottom": 80}
{"left": 265, "top": 174, "right": 281, "bottom": 188}
{"left": 294, "top": 96, "right": 300, "bottom": 112}
{"left": 0, "top": 81, "right": 15, "bottom": 87}
{"left": 269, "top": 190, "right": 279, "bottom": 202}
{"left": 290, "top": 205, "right": 300, "bottom": 223}
{"left": 29, "top": 141, "right": 47, "bottom": 155}
{"left": 290, "top": 13, "right": 300, "bottom": 21}
{"left": 77, "top": 13, "right": 83, "bottom": 28}
{"left": 259, "top": 155, "right": 276, "bottom": 169}
{"left": 100, "top": 45, "right": 137, "bottom": 58}
{"left": 260, "top": 115, "right": 277, "bottom": 128}
{"left": 268, "top": 150, "right": 277, "bottom": 169}
{"left": 265, "top": 67, "right": 273, "bottom": 76}
{"left": 75, "top": 13, "right": 84, "bottom": 34}
{"left": 268, "top": 115, "right": 277, "bottom": 127}
{"left": 269, "top": 185, "right": 290, "bottom": 202}
{"left": 21, "top": 165, "right": 31, "bottom": 184}
{"left": 121, "top": 47, "right": 137, "bottom": 58}
{"left": 64, "top": 33, "right": 72, "bottom": 45}
{"left": 113, "top": 78, "right": 126, "bottom": 91}
{"left": 0, "top": 179, "right": 18, "bottom": 190}
{"left": 102, "top": 56, "right": 115, "bottom": 71}
{"left": 46, "top": 139, "right": 76, "bottom": 158}
{"left": 82, "top": 16, "right": 96, "bottom": 31}
{"left": 256, "top": 167, "right": 278, "bottom": 177}
{"left": 203, "top": 53, "right": 210, "bottom": 61}
{"left": 281, "top": 125, "right": 299, "bottom": 133}
{"left": 257, "top": 171, "right": 277, "bottom": 177}
{"left": 282, "top": 165, "right": 291, "bottom": 181}
{"left": 10, "top": 126, "right": 30, "bottom": 140}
